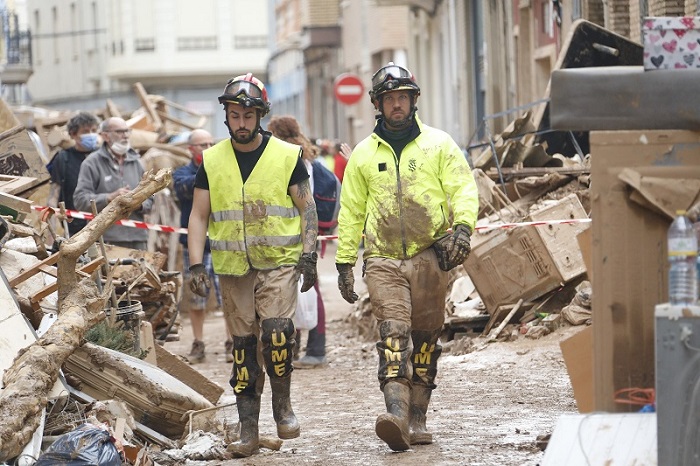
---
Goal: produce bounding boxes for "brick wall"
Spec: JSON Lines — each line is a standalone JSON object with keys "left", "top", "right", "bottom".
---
{"left": 608, "top": 0, "right": 631, "bottom": 37}
{"left": 305, "top": 0, "right": 340, "bottom": 26}
{"left": 648, "top": 0, "right": 685, "bottom": 16}
{"left": 584, "top": 0, "right": 606, "bottom": 28}
{"left": 629, "top": 0, "right": 642, "bottom": 42}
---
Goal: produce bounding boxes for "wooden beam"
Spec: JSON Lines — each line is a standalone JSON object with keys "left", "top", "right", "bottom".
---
{"left": 0, "top": 191, "right": 33, "bottom": 215}
{"left": 486, "top": 166, "right": 590, "bottom": 179}
{"left": 132, "top": 82, "right": 164, "bottom": 134}
{"left": 29, "top": 257, "right": 106, "bottom": 307}
{"left": 8, "top": 253, "right": 59, "bottom": 287}
{"left": 105, "top": 99, "right": 122, "bottom": 118}
{"left": 156, "top": 110, "right": 198, "bottom": 130}
{"left": 0, "top": 175, "right": 38, "bottom": 195}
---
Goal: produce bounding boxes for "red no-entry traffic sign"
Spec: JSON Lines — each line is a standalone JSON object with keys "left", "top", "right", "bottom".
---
{"left": 334, "top": 73, "right": 365, "bottom": 105}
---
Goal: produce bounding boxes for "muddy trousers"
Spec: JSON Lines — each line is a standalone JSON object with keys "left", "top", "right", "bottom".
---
{"left": 262, "top": 318, "right": 300, "bottom": 439}
{"left": 409, "top": 329, "right": 442, "bottom": 445}
{"left": 375, "top": 321, "right": 413, "bottom": 451}
{"left": 228, "top": 335, "right": 263, "bottom": 458}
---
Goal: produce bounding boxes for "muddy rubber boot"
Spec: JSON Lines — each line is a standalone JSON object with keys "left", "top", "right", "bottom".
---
{"left": 270, "top": 375, "right": 300, "bottom": 439}
{"left": 227, "top": 394, "right": 261, "bottom": 458}
{"left": 375, "top": 381, "right": 411, "bottom": 451}
{"left": 409, "top": 385, "right": 433, "bottom": 445}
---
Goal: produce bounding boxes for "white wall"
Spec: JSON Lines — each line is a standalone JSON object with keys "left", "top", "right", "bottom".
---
{"left": 26, "top": 0, "right": 270, "bottom": 124}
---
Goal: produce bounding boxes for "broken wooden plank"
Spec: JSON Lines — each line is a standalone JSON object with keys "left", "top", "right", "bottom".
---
{"left": 105, "top": 98, "right": 122, "bottom": 118}
{"left": 0, "top": 191, "right": 33, "bottom": 216}
{"left": 0, "top": 174, "right": 40, "bottom": 195}
{"left": 157, "top": 110, "right": 200, "bottom": 131}
{"left": 154, "top": 344, "right": 224, "bottom": 405}
{"left": 162, "top": 99, "right": 207, "bottom": 128}
{"left": 29, "top": 257, "right": 106, "bottom": 308}
{"left": 486, "top": 166, "right": 590, "bottom": 179}
{"left": 8, "top": 253, "right": 59, "bottom": 287}
{"left": 133, "top": 82, "right": 164, "bottom": 134}
{"left": 486, "top": 299, "right": 524, "bottom": 341}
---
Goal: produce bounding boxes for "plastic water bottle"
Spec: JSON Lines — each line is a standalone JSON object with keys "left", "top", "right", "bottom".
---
{"left": 668, "top": 210, "right": 697, "bottom": 305}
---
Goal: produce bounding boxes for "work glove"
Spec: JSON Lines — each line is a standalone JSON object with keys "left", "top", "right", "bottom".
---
{"left": 445, "top": 224, "right": 472, "bottom": 266}
{"left": 431, "top": 235, "right": 453, "bottom": 271}
{"left": 432, "top": 224, "right": 472, "bottom": 271}
{"left": 337, "top": 263, "right": 359, "bottom": 304}
{"left": 188, "top": 263, "right": 211, "bottom": 297}
{"left": 297, "top": 252, "right": 318, "bottom": 293}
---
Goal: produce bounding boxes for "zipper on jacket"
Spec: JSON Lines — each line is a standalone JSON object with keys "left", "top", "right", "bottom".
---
{"left": 378, "top": 137, "right": 408, "bottom": 258}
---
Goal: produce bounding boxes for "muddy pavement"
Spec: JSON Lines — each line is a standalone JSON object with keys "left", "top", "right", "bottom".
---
{"left": 164, "top": 241, "right": 579, "bottom": 465}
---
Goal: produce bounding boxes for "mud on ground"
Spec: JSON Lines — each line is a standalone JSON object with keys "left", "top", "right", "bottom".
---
{"left": 163, "top": 242, "right": 580, "bottom": 466}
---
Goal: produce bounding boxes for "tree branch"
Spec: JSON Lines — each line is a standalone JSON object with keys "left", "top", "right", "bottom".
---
{"left": 0, "top": 168, "right": 171, "bottom": 461}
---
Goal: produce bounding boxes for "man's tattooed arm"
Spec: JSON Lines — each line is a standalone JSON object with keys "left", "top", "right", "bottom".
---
{"left": 290, "top": 178, "right": 318, "bottom": 253}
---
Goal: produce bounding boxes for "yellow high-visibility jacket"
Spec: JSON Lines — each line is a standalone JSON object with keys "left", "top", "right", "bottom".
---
{"left": 336, "top": 115, "right": 479, "bottom": 264}
{"left": 204, "top": 136, "right": 303, "bottom": 275}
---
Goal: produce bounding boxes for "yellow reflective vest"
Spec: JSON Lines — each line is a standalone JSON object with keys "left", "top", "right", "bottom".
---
{"left": 203, "top": 136, "right": 303, "bottom": 275}
{"left": 336, "top": 115, "right": 479, "bottom": 264}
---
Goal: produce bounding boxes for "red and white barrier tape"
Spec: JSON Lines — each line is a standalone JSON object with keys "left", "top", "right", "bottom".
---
{"left": 32, "top": 205, "right": 189, "bottom": 235}
{"left": 31, "top": 205, "right": 590, "bottom": 239}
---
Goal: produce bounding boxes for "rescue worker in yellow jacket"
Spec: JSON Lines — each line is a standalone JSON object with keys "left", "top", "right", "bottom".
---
{"left": 336, "top": 63, "right": 479, "bottom": 452}
{"left": 187, "top": 73, "right": 318, "bottom": 458}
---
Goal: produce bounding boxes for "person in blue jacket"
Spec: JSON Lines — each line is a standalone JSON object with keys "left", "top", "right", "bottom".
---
{"left": 173, "top": 129, "right": 231, "bottom": 364}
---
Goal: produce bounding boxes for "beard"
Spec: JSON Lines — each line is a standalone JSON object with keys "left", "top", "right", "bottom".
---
{"left": 232, "top": 128, "right": 257, "bottom": 144}
{"left": 384, "top": 112, "right": 412, "bottom": 130}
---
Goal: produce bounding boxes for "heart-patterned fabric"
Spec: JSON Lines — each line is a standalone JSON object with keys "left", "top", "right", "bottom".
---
{"left": 643, "top": 16, "right": 700, "bottom": 70}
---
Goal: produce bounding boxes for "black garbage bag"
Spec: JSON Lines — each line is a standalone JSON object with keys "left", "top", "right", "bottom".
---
{"left": 34, "top": 423, "right": 121, "bottom": 466}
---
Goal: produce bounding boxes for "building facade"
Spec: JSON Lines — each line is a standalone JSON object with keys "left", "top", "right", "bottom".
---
{"left": 20, "top": 0, "right": 700, "bottom": 147}
{"left": 267, "top": 0, "right": 342, "bottom": 143}
{"left": 26, "top": 0, "right": 269, "bottom": 139}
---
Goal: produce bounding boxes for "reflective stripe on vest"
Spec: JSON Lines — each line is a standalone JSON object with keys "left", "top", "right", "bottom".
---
{"left": 210, "top": 234, "right": 302, "bottom": 251}
{"left": 204, "top": 136, "right": 303, "bottom": 275}
{"left": 211, "top": 204, "right": 299, "bottom": 222}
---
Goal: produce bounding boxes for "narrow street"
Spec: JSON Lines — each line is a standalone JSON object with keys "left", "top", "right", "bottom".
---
{"left": 163, "top": 241, "right": 580, "bottom": 465}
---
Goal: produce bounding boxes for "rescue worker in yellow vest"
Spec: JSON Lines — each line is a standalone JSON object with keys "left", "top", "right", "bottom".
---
{"left": 187, "top": 73, "right": 318, "bottom": 458}
{"left": 335, "top": 63, "right": 479, "bottom": 452}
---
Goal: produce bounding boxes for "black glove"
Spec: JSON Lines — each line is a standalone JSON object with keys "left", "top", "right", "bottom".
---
{"left": 297, "top": 252, "right": 318, "bottom": 293}
{"left": 446, "top": 224, "right": 472, "bottom": 266}
{"left": 336, "top": 263, "right": 359, "bottom": 304}
{"left": 188, "top": 263, "right": 211, "bottom": 297}
{"left": 431, "top": 235, "right": 453, "bottom": 271}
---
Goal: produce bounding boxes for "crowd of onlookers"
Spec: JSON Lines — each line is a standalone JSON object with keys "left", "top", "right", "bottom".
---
{"left": 48, "top": 110, "right": 350, "bottom": 367}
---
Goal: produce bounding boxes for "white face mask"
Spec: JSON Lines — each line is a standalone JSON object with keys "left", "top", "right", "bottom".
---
{"left": 111, "top": 141, "right": 130, "bottom": 156}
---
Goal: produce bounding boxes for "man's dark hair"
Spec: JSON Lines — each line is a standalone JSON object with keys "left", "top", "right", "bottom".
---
{"left": 67, "top": 111, "right": 99, "bottom": 136}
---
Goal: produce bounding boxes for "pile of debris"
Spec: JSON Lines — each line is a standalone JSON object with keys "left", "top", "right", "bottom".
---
{"left": 347, "top": 110, "right": 594, "bottom": 352}
{"left": 0, "top": 89, "right": 244, "bottom": 465}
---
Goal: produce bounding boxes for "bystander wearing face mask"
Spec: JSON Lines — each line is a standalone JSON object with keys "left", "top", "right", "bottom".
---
{"left": 79, "top": 133, "right": 100, "bottom": 152}
{"left": 111, "top": 140, "right": 130, "bottom": 156}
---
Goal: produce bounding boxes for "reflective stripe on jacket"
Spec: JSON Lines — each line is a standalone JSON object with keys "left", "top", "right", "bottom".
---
{"left": 336, "top": 115, "right": 479, "bottom": 264}
{"left": 204, "top": 136, "right": 303, "bottom": 275}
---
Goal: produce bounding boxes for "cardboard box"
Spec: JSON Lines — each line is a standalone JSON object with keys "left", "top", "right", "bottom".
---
{"left": 0, "top": 126, "right": 50, "bottom": 191}
{"left": 560, "top": 326, "right": 594, "bottom": 413}
{"left": 643, "top": 16, "right": 700, "bottom": 70}
{"left": 465, "top": 194, "right": 589, "bottom": 315}
{"left": 576, "top": 228, "right": 592, "bottom": 281}
{"left": 590, "top": 130, "right": 700, "bottom": 412}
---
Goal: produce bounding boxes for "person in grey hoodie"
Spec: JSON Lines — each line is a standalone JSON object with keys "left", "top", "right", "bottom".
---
{"left": 73, "top": 117, "right": 153, "bottom": 250}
